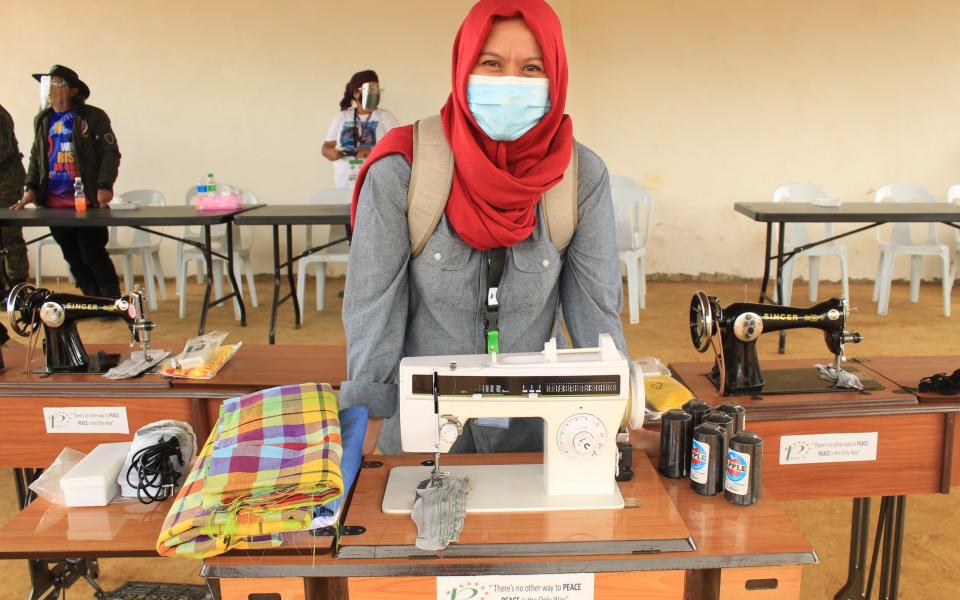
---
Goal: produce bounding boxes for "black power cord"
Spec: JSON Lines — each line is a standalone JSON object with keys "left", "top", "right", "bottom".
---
{"left": 125, "top": 437, "right": 184, "bottom": 504}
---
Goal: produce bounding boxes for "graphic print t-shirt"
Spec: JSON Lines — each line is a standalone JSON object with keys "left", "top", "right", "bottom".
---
{"left": 325, "top": 108, "right": 399, "bottom": 189}
{"left": 47, "top": 110, "right": 79, "bottom": 207}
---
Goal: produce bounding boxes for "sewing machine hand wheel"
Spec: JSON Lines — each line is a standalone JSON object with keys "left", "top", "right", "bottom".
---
{"left": 6, "top": 283, "right": 39, "bottom": 337}
{"left": 689, "top": 291, "right": 717, "bottom": 353}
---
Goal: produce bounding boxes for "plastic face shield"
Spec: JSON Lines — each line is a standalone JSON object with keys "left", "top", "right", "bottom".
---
{"left": 39, "top": 76, "right": 51, "bottom": 109}
{"left": 360, "top": 82, "right": 381, "bottom": 111}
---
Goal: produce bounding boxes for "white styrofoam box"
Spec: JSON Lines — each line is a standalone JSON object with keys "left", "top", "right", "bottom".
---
{"left": 60, "top": 442, "right": 131, "bottom": 507}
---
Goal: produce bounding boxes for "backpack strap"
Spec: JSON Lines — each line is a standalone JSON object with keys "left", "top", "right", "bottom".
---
{"left": 541, "top": 147, "right": 578, "bottom": 254}
{"left": 407, "top": 114, "right": 578, "bottom": 257}
{"left": 407, "top": 116, "right": 454, "bottom": 258}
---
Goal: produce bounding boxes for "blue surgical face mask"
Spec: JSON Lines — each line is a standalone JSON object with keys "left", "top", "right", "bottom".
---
{"left": 467, "top": 75, "right": 551, "bottom": 141}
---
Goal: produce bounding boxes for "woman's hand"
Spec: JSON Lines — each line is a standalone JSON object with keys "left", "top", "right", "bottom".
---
{"left": 97, "top": 189, "right": 113, "bottom": 208}
{"left": 10, "top": 190, "right": 36, "bottom": 210}
{"left": 356, "top": 147, "right": 371, "bottom": 159}
{"left": 362, "top": 418, "right": 383, "bottom": 456}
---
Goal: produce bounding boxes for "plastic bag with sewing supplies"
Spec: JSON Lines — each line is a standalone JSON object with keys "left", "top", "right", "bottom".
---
{"left": 28, "top": 447, "right": 87, "bottom": 505}
{"left": 160, "top": 331, "right": 241, "bottom": 380}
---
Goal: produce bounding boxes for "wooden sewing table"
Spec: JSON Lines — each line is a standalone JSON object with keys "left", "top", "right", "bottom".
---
{"left": 196, "top": 451, "right": 816, "bottom": 600}
{"left": 0, "top": 342, "right": 348, "bottom": 474}
{"left": 1, "top": 350, "right": 954, "bottom": 599}
{"left": 0, "top": 341, "right": 347, "bottom": 600}
{"left": 669, "top": 357, "right": 960, "bottom": 599}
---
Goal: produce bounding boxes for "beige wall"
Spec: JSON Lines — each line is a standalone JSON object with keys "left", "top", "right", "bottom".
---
{"left": 1, "top": 0, "right": 958, "bottom": 282}
{"left": 568, "top": 0, "right": 960, "bottom": 281}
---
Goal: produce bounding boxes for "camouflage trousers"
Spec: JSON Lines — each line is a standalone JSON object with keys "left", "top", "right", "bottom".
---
{"left": 0, "top": 193, "right": 28, "bottom": 283}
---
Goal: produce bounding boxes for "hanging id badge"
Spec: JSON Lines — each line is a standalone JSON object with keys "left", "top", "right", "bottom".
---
{"left": 483, "top": 248, "right": 505, "bottom": 354}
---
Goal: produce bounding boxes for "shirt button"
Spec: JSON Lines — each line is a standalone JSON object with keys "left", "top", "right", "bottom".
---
{"left": 434, "top": 253, "right": 442, "bottom": 261}
{"left": 542, "top": 259, "right": 551, "bottom": 267}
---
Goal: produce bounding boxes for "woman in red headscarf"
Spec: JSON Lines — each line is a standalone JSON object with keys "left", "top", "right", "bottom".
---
{"left": 341, "top": 0, "right": 626, "bottom": 454}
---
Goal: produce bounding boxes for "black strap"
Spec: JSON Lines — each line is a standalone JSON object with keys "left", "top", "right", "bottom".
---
{"left": 487, "top": 248, "right": 506, "bottom": 290}
{"left": 484, "top": 248, "right": 507, "bottom": 353}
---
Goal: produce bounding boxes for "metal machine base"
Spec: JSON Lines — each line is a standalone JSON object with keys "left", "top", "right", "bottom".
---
{"left": 710, "top": 367, "right": 884, "bottom": 396}
{"left": 834, "top": 496, "right": 906, "bottom": 600}
{"left": 32, "top": 351, "right": 122, "bottom": 375}
{"left": 382, "top": 464, "right": 624, "bottom": 514}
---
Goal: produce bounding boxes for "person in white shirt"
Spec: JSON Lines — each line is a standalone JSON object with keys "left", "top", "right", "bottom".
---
{"left": 322, "top": 70, "right": 399, "bottom": 190}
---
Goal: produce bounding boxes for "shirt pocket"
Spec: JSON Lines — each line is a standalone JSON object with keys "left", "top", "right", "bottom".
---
{"left": 503, "top": 236, "right": 561, "bottom": 315}
{"left": 412, "top": 221, "right": 474, "bottom": 309}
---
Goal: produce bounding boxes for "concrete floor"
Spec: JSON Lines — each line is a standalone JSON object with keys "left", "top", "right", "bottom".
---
{"left": 1, "top": 274, "right": 958, "bottom": 598}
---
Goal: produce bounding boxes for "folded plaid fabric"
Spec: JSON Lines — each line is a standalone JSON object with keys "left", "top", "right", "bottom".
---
{"left": 156, "top": 382, "right": 343, "bottom": 558}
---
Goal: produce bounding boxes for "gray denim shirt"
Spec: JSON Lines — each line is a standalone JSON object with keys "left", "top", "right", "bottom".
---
{"left": 340, "top": 142, "right": 626, "bottom": 454}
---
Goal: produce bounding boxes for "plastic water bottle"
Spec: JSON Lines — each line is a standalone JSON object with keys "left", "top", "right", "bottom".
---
{"left": 74, "top": 177, "right": 87, "bottom": 213}
{"left": 197, "top": 176, "right": 207, "bottom": 195}
{"left": 206, "top": 172, "right": 217, "bottom": 196}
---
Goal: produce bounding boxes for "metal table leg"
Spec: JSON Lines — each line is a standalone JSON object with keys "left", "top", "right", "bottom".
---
{"left": 758, "top": 223, "right": 773, "bottom": 303}
{"left": 0, "top": 226, "right": 12, "bottom": 292}
{"left": 888, "top": 496, "right": 906, "bottom": 598}
{"left": 880, "top": 496, "right": 906, "bottom": 600}
{"left": 287, "top": 224, "right": 301, "bottom": 332}
{"left": 776, "top": 222, "right": 787, "bottom": 353}
{"left": 834, "top": 497, "right": 871, "bottom": 600}
{"left": 198, "top": 226, "right": 214, "bottom": 336}
{"left": 269, "top": 224, "right": 282, "bottom": 345}
{"left": 836, "top": 496, "right": 909, "bottom": 600}
{"left": 224, "top": 222, "right": 247, "bottom": 327}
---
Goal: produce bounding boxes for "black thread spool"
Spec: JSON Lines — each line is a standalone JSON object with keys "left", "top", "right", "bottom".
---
{"left": 690, "top": 423, "right": 725, "bottom": 496}
{"left": 724, "top": 431, "right": 763, "bottom": 506}
{"left": 658, "top": 409, "right": 693, "bottom": 478}
{"left": 705, "top": 411, "right": 734, "bottom": 454}
{"left": 717, "top": 401, "right": 746, "bottom": 435}
{"left": 682, "top": 399, "right": 712, "bottom": 429}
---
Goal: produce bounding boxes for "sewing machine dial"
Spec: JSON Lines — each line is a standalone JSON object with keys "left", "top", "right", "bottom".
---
{"left": 557, "top": 413, "right": 607, "bottom": 460}
{"left": 439, "top": 416, "right": 463, "bottom": 444}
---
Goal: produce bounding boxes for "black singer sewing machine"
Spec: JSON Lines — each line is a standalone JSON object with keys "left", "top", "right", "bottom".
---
{"left": 689, "top": 291, "right": 877, "bottom": 396}
{"left": 6, "top": 284, "right": 154, "bottom": 374}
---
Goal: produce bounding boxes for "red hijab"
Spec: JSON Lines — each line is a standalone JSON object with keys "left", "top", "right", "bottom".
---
{"left": 351, "top": 0, "right": 574, "bottom": 251}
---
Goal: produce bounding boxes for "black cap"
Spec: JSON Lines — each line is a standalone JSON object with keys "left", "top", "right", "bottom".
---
{"left": 32, "top": 65, "right": 90, "bottom": 101}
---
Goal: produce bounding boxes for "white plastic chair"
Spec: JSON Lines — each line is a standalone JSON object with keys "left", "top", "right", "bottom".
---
{"left": 176, "top": 185, "right": 259, "bottom": 319}
{"left": 872, "top": 183, "right": 951, "bottom": 316}
{"left": 31, "top": 229, "right": 73, "bottom": 287}
{"left": 772, "top": 183, "right": 850, "bottom": 306}
{"left": 610, "top": 175, "right": 654, "bottom": 324}
{"left": 296, "top": 189, "right": 352, "bottom": 319}
{"left": 948, "top": 185, "right": 960, "bottom": 288}
{"left": 105, "top": 189, "right": 167, "bottom": 309}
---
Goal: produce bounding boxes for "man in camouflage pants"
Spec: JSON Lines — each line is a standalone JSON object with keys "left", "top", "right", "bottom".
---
{"left": 0, "top": 104, "right": 29, "bottom": 286}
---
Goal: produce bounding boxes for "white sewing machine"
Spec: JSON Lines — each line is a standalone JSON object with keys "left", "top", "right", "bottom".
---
{"left": 381, "top": 334, "right": 644, "bottom": 514}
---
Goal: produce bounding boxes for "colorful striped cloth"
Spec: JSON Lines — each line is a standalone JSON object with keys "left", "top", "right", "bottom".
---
{"left": 156, "top": 382, "right": 343, "bottom": 558}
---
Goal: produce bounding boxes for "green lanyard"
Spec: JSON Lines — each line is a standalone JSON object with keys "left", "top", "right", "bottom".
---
{"left": 484, "top": 248, "right": 506, "bottom": 354}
